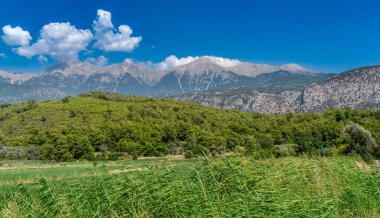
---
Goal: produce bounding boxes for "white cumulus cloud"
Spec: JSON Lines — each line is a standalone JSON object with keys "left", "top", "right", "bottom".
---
{"left": 38, "top": 55, "right": 48, "bottom": 63}
{"left": 204, "top": 56, "right": 241, "bottom": 67}
{"left": 3, "top": 9, "right": 142, "bottom": 62}
{"left": 15, "top": 22, "right": 93, "bottom": 61}
{"left": 123, "top": 58, "right": 135, "bottom": 64}
{"left": 85, "top": 55, "right": 109, "bottom": 66}
{"left": 93, "top": 9, "right": 142, "bottom": 52}
{"left": 158, "top": 55, "right": 198, "bottom": 70}
{"left": 93, "top": 10, "right": 114, "bottom": 32}
{"left": 157, "top": 55, "right": 241, "bottom": 70}
{"left": 2, "top": 25, "right": 32, "bottom": 46}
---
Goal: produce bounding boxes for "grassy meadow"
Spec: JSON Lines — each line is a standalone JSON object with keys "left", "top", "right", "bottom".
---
{"left": 0, "top": 156, "right": 379, "bottom": 217}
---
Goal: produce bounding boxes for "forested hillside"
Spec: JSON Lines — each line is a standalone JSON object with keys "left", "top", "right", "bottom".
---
{"left": 0, "top": 91, "right": 379, "bottom": 161}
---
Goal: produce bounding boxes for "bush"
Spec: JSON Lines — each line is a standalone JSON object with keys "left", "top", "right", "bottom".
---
{"left": 12, "top": 100, "right": 37, "bottom": 113}
{"left": 257, "top": 134, "right": 274, "bottom": 149}
{"left": 243, "top": 136, "right": 258, "bottom": 155}
{"left": 108, "top": 152, "right": 124, "bottom": 161}
{"left": 0, "top": 103, "right": 11, "bottom": 109}
{"left": 0, "top": 146, "right": 40, "bottom": 160}
{"left": 95, "top": 152, "right": 108, "bottom": 160}
{"left": 132, "top": 152, "right": 139, "bottom": 160}
{"left": 210, "top": 150, "right": 218, "bottom": 156}
{"left": 62, "top": 96, "right": 70, "bottom": 103}
{"left": 192, "top": 145, "right": 209, "bottom": 157}
{"left": 274, "top": 144, "right": 297, "bottom": 157}
{"left": 184, "top": 150, "right": 193, "bottom": 159}
{"left": 342, "top": 122, "right": 379, "bottom": 158}
{"left": 216, "top": 146, "right": 226, "bottom": 154}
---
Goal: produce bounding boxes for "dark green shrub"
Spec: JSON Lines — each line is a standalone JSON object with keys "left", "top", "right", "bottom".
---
{"left": 243, "top": 136, "right": 259, "bottom": 155}
{"left": 184, "top": 150, "right": 193, "bottom": 159}
{"left": 0, "top": 103, "right": 11, "bottom": 109}
{"left": 274, "top": 144, "right": 297, "bottom": 157}
{"left": 211, "top": 150, "right": 218, "bottom": 156}
{"left": 343, "top": 122, "right": 379, "bottom": 158}
{"left": 216, "top": 146, "right": 226, "bottom": 154}
{"left": 257, "top": 134, "right": 274, "bottom": 149}
{"left": 62, "top": 96, "right": 70, "bottom": 103}
{"left": 192, "top": 145, "right": 207, "bottom": 156}
{"left": 227, "top": 137, "right": 239, "bottom": 150}
{"left": 12, "top": 100, "right": 37, "bottom": 113}
{"left": 108, "top": 152, "right": 124, "bottom": 161}
{"left": 132, "top": 152, "right": 139, "bottom": 160}
{"left": 69, "top": 110, "right": 76, "bottom": 117}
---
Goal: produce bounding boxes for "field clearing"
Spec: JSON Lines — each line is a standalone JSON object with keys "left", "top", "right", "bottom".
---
{"left": 0, "top": 158, "right": 193, "bottom": 186}
{"left": 0, "top": 156, "right": 379, "bottom": 217}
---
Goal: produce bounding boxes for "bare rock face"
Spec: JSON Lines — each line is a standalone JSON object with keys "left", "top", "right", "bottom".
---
{"left": 174, "top": 89, "right": 303, "bottom": 113}
{"left": 301, "top": 66, "right": 380, "bottom": 112}
{"left": 175, "top": 66, "right": 380, "bottom": 113}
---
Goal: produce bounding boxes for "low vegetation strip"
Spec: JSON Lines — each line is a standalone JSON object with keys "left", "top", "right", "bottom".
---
{"left": 0, "top": 156, "right": 379, "bottom": 217}
{"left": 0, "top": 92, "right": 379, "bottom": 162}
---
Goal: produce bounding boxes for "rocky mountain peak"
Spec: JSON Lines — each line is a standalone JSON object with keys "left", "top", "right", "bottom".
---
{"left": 229, "top": 63, "right": 279, "bottom": 77}
{"left": 107, "top": 62, "right": 165, "bottom": 85}
{"left": 280, "top": 63, "right": 317, "bottom": 75}
{"left": 175, "top": 57, "right": 227, "bottom": 75}
{"left": 36, "top": 57, "right": 320, "bottom": 82}
{"left": 43, "top": 62, "right": 102, "bottom": 77}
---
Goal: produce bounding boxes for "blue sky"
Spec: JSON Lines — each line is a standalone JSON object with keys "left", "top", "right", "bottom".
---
{"left": 0, "top": 0, "right": 380, "bottom": 73}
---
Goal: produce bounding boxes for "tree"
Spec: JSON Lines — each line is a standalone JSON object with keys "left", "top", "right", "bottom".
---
{"left": 161, "top": 124, "right": 176, "bottom": 142}
{"left": 67, "top": 134, "right": 95, "bottom": 160}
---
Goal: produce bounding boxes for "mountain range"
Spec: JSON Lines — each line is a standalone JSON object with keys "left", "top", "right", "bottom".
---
{"left": 0, "top": 57, "right": 331, "bottom": 103}
{"left": 1, "top": 57, "right": 379, "bottom": 114}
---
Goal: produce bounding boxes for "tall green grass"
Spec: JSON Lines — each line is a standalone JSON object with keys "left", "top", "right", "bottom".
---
{"left": 1, "top": 157, "right": 380, "bottom": 217}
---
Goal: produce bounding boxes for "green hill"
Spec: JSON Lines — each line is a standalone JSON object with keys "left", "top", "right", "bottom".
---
{"left": 0, "top": 91, "right": 379, "bottom": 161}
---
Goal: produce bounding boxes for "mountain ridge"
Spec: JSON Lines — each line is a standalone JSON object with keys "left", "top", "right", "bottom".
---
{"left": 0, "top": 57, "right": 329, "bottom": 102}
{"left": 174, "top": 65, "right": 380, "bottom": 113}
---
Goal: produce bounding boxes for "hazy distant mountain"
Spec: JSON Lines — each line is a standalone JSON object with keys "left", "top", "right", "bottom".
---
{"left": 0, "top": 56, "right": 331, "bottom": 103}
{"left": 228, "top": 62, "right": 319, "bottom": 78}
{"left": 24, "top": 62, "right": 151, "bottom": 96}
{"left": 0, "top": 70, "right": 35, "bottom": 85}
{"left": 0, "top": 84, "right": 65, "bottom": 103}
{"left": 174, "top": 65, "right": 380, "bottom": 113}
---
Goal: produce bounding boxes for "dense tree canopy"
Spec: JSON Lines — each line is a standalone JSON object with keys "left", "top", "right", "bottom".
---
{"left": 0, "top": 91, "right": 379, "bottom": 161}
